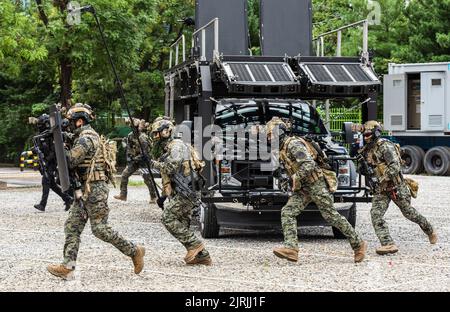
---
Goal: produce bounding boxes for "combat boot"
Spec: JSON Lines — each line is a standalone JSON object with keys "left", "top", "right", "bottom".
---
{"left": 47, "top": 264, "right": 74, "bottom": 280}
{"left": 184, "top": 243, "right": 205, "bottom": 263}
{"left": 376, "top": 244, "right": 399, "bottom": 255}
{"left": 186, "top": 255, "right": 212, "bottom": 266}
{"left": 132, "top": 245, "right": 145, "bottom": 274}
{"left": 428, "top": 232, "right": 438, "bottom": 244}
{"left": 273, "top": 247, "right": 299, "bottom": 262}
{"left": 114, "top": 194, "right": 127, "bottom": 201}
{"left": 354, "top": 241, "right": 368, "bottom": 263}
{"left": 34, "top": 204, "right": 45, "bottom": 212}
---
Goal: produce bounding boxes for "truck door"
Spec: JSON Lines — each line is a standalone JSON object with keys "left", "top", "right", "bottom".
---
{"left": 383, "top": 74, "right": 406, "bottom": 131}
{"left": 421, "top": 72, "right": 446, "bottom": 131}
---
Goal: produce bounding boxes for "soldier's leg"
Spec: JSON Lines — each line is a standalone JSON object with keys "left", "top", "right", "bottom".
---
{"left": 162, "top": 195, "right": 203, "bottom": 250}
{"left": 142, "top": 172, "right": 157, "bottom": 199}
{"left": 119, "top": 162, "right": 139, "bottom": 197}
{"left": 88, "top": 183, "right": 137, "bottom": 257}
{"left": 63, "top": 202, "right": 88, "bottom": 269}
{"left": 48, "top": 176, "right": 72, "bottom": 204}
{"left": 371, "top": 193, "right": 394, "bottom": 246}
{"left": 39, "top": 176, "right": 50, "bottom": 207}
{"left": 280, "top": 192, "right": 309, "bottom": 249}
{"left": 394, "top": 182, "right": 434, "bottom": 235}
{"left": 182, "top": 202, "right": 210, "bottom": 259}
{"left": 311, "top": 179, "right": 362, "bottom": 250}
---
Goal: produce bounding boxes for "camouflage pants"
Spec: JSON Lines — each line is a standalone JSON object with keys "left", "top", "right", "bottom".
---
{"left": 119, "top": 161, "right": 157, "bottom": 198}
{"left": 63, "top": 181, "right": 137, "bottom": 269}
{"left": 281, "top": 178, "right": 362, "bottom": 250}
{"left": 371, "top": 181, "right": 433, "bottom": 246}
{"left": 162, "top": 194, "right": 209, "bottom": 258}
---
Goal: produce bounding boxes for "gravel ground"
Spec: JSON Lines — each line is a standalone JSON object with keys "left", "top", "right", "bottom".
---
{"left": 0, "top": 171, "right": 449, "bottom": 292}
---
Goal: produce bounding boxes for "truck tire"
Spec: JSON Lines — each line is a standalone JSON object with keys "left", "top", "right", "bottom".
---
{"left": 332, "top": 203, "right": 356, "bottom": 239}
{"left": 200, "top": 203, "right": 220, "bottom": 238}
{"left": 401, "top": 145, "right": 424, "bottom": 174}
{"left": 424, "top": 147, "right": 450, "bottom": 176}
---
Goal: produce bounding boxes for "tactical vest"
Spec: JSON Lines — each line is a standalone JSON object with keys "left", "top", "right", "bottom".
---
{"left": 279, "top": 136, "right": 338, "bottom": 192}
{"left": 76, "top": 130, "right": 107, "bottom": 188}
{"left": 365, "top": 139, "right": 403, "bottom": 187}
{"left": 279, "top": 137, "right": 323, "bottom": 184}
{"left": 161, "top": 139, "right": 205, "bottom": 197}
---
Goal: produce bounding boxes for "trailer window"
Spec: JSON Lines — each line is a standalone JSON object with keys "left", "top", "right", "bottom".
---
{"left": 432, "top": 79, "right": 442, "bottom": 86}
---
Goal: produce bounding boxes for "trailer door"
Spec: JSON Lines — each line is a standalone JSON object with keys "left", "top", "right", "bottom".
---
{"left": 421, "top": 72, "right": 446, "bottom": 131}
{"left": 383, "top": 74, "right": 406, "bottom": 131}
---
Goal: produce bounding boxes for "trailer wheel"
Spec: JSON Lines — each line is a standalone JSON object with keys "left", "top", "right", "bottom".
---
{"left": 401, "top": 145, "right": 424, "bottom": 174}
{"left": 333, "top": 203, "right": 356, "bottom": 239}
{"left": 200, "top": 203, "right": 220, "bottom": 238}
{"left": 424, "top": 147, "right": 450, "bottom": 176}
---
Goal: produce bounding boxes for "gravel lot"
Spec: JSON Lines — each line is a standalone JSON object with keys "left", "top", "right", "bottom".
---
{"left": 1, "top": 170, "right": 449, "bottom": 292}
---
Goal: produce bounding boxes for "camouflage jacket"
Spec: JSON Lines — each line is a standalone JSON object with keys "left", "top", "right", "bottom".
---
{"left": 152, "top": 139, "right": 190, "bottom": 196}
{"left": 126, "top": 131, "right": 150, "bottom": 162}
{"left": 152, "top": 139, "right": 189, "bottom": 176}
{"left": 279, "top": 136, "right": 320, "bottom": 185}
{"left": 66, "top": 125, "right": 102, "bottom": 180}
{"left": 358, "top": 138, "right": 402, "bottom": 185}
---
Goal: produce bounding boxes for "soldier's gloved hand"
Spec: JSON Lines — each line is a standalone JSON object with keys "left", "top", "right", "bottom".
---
{"left": 157, "top": 196, "right": 167, "bottom": 209}
{"left": 141, "top": 153, "right": 150, "bottom": 164}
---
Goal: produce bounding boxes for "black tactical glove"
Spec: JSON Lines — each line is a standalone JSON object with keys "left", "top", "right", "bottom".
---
{"left": 157, "top": 195, "right": 167, "bottom": 209}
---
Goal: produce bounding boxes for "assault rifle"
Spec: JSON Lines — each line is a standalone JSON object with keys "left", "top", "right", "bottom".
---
{"left": 356, "top": 154, "right": 380, "bottom": 194}
{"left": 32, "top": 132, "right": 52, "bottom": 181}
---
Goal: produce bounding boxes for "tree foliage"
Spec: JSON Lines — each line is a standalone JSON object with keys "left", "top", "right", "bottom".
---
{"left": 0, "top": 0, "right": 449, "bottom": 163}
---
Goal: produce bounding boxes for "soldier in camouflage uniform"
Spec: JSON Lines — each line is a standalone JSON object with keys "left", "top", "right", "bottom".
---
{"left": 266, "top": 117, "right": 367, "bottom": 263}
{"left": 47, "top": 104, "right": 145, "bottom": 280}
{"left": 150, "top": 118, "right": 211, "bottom": 265}
{"left": 358, "top": 121, "right": 437, "bottom": 255}
{"left": 114, "top": 118, "right": 157, "bottom": 203}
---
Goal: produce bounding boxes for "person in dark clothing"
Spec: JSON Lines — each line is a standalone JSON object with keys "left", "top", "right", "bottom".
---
{"left": 32, "top": 114, "right": 73, "bottom": 212}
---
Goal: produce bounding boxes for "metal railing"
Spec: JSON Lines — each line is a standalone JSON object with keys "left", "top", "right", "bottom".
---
{"left": 192, "top": 17, "right": 219, "bottom": 62}
{"left": 168, "top": 18, "right": 220, "bottom": 68}
{"left": 313, "top": 19, "right": 369, "bottom": 60}
{"left": 169, "top": 35, "right": 186, "bottom": 68}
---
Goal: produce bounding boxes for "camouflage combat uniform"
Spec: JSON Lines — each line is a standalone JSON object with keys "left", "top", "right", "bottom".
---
{"left": 359, "top": 138, "right": 434, "bottom": 246}
{"left": 279, "top": 136, "right": 363, "bottom": 251}
{"left": 119, "top": 131, "right": 157, "bottom": 199}
{"left": 63, "top": 125, "right": 137, "bottom": 268}
{"left": 152, "top": 138, "right": 210, "bottom": 260}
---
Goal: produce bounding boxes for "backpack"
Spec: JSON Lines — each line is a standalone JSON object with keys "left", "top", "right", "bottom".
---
{"left": 100, "top": 135, "right": 118, "bottom": 186}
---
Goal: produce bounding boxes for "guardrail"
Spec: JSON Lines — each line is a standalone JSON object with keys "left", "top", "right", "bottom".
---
{"left": 169, "top": 35, "right": 186, "bottom": 68}
{"left": 192, "top": 17, "right": 219, "bottom": 61}
{"left": 313, "top": 19, "right": 369, "bottom": 60}
{"left": 168, "top": 17, "right": 220, "bottom": 68}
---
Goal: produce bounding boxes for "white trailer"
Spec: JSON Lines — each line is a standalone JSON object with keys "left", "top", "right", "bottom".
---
{"left": 383, "top": 62, "right": 450, "bottom": 176}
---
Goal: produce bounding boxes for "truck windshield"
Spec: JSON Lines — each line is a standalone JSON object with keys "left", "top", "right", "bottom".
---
{"left": 215, "top": 99, "right": 328, "bottom": 135}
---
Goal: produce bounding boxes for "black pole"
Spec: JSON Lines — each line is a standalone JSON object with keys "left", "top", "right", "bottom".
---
{"left": 81, "top": 6, "right": 160, "bottom": 199}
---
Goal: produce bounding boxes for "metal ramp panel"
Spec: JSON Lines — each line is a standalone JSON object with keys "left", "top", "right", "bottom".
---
{"left": 260, "top": 0, "right": 312, "bottom": 56}
{"left": 195, "top": 0, "right": 249, "bottom": 58}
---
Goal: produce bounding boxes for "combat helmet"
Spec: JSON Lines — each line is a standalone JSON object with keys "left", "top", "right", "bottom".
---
{"left": 265, "top": 117, "right": 290, "bottom": 141}
{"left": 363, "top": 120, "right": 383, "bottom": 143}
{"left": 151, "top": 117, "right": 175, "bottom": 141}
{"left": 66, "top": 103, "right": 95, "bottom": 124}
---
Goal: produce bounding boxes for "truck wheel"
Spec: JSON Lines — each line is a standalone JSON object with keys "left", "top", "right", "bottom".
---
{"left": 424, "top": 147, "right": 450, "bottom": 176}
{"left": 333, "top": 203, "right": 356, "bottom": 239}
{"left": 401, "top": 145, "right": 424, "bottom": 174}
{"left": 200, "top": 203, "right": 220, "bottom": 238}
